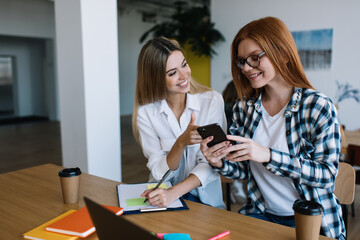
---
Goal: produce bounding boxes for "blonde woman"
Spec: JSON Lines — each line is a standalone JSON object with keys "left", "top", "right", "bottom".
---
{"left": 133, "top": 37, "right": 225, "bottom": 209}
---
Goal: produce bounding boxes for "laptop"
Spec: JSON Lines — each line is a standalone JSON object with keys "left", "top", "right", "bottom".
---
{"left": 84, "top": 197, "right": 158, "bottom": 240}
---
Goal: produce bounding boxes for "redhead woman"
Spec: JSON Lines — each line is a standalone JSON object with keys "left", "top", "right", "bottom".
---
{"left": 200, "top": 17, "right": 344, "bottom": 239}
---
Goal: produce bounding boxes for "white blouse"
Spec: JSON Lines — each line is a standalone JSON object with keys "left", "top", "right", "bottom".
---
{"left": 137, "top": 91, "right": 226, "bottom": 208}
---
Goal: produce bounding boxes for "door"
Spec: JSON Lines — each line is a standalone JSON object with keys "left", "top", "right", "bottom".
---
{"left": 0, "top": 56, "right": 15, "bottom": 118}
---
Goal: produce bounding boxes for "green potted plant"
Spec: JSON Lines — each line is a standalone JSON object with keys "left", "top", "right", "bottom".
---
{"left": 139, "top": 3, "right": 225, "bottom": 57}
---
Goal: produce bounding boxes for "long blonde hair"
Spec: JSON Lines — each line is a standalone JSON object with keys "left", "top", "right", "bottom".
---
{"left": 231, "top": 17, "right": 314, "bottom": 101}
{"left": 132, "top": 37, "right": 211, "bottom": 142}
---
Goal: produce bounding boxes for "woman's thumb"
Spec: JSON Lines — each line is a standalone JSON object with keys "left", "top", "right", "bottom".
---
{"left": 190, "top": 112, "right": 196, "bottom": 125}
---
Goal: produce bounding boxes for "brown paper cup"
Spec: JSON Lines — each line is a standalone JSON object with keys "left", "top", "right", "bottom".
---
{"left": 293, "top": 199, "right": 324, "bottom": 240}
{"left": 58, "top": 167, "right": 81, "bottom": 204}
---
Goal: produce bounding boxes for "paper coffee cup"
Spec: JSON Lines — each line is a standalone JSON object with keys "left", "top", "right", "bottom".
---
{"left": 58, "top": 167, "right": 81, "bottom": 204}
{"left": 293, "top": 199, "right": 324, "bottom": 240}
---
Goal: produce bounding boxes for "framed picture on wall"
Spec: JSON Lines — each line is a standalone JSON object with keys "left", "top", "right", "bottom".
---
{"left": 292, "top": 29, "right": 333, "bottom": 70}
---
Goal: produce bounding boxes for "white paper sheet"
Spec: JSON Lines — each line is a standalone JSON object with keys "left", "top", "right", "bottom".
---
{"left": 117, "top": 182, "right": 185, "bottom": 212}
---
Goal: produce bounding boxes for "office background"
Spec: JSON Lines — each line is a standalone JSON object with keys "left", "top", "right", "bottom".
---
{"left": 0, "top": 0, "right": 359, "bottom": 181}
{"left": 1, "top": 1, "right": 359, "bottom": 239}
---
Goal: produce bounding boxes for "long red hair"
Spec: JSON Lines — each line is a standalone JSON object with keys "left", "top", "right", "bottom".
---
{"left": 231, "top": 17, "right": 314, "bottom": 100}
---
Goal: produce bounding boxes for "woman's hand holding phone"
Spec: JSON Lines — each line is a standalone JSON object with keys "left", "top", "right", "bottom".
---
{"left": 199, "top": 136, "right": 231, "bottom": 168}
{"left": 198, "top": 126, "right": 271, "bottom": 165}
{"left": 197, "top": 123, "right": 234, "bottom": 167}
{"left": 221, "top": 135, "right": 270, "bottom": 164}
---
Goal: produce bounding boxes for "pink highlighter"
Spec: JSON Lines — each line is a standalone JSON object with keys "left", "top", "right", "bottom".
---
{"left": 156, "top": 233, "right": 166, "bottom": 239}
{"left": 208, "top": 230, "right": 230, "bottom": 240}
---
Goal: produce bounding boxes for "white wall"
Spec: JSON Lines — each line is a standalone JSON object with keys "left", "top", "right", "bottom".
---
{"left": 118, "top": 9, "right": 154, "bottom": 115}
{"left": 0, "top": 37, "right": 47, "bottom": 117}
{"left": 0, "top": 0, "right": 153, "bottom": 117}
{"left": 0, "top": 0, "right": 55, "bottom": 39}
{"left": 211, "top": 0, "right": 360, "bottom": 130}
{"left": 0, "top": 0, "right": 57, "bottom": 119}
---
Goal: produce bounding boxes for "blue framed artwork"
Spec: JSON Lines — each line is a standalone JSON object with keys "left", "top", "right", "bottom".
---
{"left": 292, "top": 29, "right": 333, "bottom": 70}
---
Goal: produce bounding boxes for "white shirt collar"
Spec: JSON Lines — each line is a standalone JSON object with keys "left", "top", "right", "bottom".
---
{"left": 157, "top": 93, "right": 200, "bottom": 116}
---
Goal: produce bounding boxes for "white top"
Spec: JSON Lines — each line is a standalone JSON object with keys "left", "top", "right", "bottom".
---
{"left": 137, "top": 91, "right": 226, "bottom": 208}
{"left": 250, "top": 104, "right": 299, "bottom": 216}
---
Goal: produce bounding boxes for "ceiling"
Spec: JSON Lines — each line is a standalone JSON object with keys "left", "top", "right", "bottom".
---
{"left": 117, "top": 0, "right": 210, "bottom": 19}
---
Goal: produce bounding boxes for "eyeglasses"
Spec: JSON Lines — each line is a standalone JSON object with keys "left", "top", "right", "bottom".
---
{"left": 236, "top": 52, "right": 266, "bottom": 70}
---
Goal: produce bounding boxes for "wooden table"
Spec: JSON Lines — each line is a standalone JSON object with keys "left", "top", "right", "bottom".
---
{"left": 0, "top": 164, "right": 332, "bottom": 240}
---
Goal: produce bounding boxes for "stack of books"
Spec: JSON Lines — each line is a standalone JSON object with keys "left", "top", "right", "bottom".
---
{"left": 23, "top": 205, "right": 123, "bottom": 240}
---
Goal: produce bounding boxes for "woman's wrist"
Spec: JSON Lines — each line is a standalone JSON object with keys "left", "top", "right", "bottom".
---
{"left": 175, "top": 135, "right": 186, "bottom": 149}
{"left": 168, "top": 185, "right": 182, "bottom": 200}
{"left": 210, "top": 158, "right": 224, "bottom": 168}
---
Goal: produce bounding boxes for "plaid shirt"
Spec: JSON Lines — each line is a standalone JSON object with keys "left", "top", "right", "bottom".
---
{"left": 216, "top": 87, "right": 345, "bottom": 240}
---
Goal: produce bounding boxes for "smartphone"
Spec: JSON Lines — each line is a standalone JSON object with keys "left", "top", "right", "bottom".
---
{"left": 197, "top": 123, "right": 229, "bottom": 147}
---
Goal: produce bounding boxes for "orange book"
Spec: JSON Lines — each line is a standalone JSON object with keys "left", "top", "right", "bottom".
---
{"left": 45, "top": 205, "right": 123, "bottom": 238}
{"left": 23, "top": 210, "right": 78, "bottom": 240}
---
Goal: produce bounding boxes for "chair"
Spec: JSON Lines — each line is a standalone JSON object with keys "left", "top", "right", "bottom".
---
{"left": 221, "top": 175, "right": 233, "bottom": 211}
{"left": 334, "top": 162, "right": 356, "bottom": 233}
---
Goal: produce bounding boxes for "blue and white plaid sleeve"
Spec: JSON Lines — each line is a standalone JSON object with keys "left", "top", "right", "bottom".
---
{"left": 264, "top": 93, "right": 341, "bottom": 189}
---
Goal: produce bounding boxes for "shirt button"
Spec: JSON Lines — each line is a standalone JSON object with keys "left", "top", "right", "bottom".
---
{"left": 286, "top": 131, "right": 290, "bottom": 135}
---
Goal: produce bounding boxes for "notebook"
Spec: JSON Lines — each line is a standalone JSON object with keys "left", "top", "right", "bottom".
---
{"left": 45, "top": 205, "right": 123, "bottom": 238}
{"left": 23, "top": 210, "right": 79, "bottom": 240}
{"left": 116, "top": 182, "right": 188, "bottom": 214}
{"left": 84, "top": 197, "right": 158, "bottom": 240}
